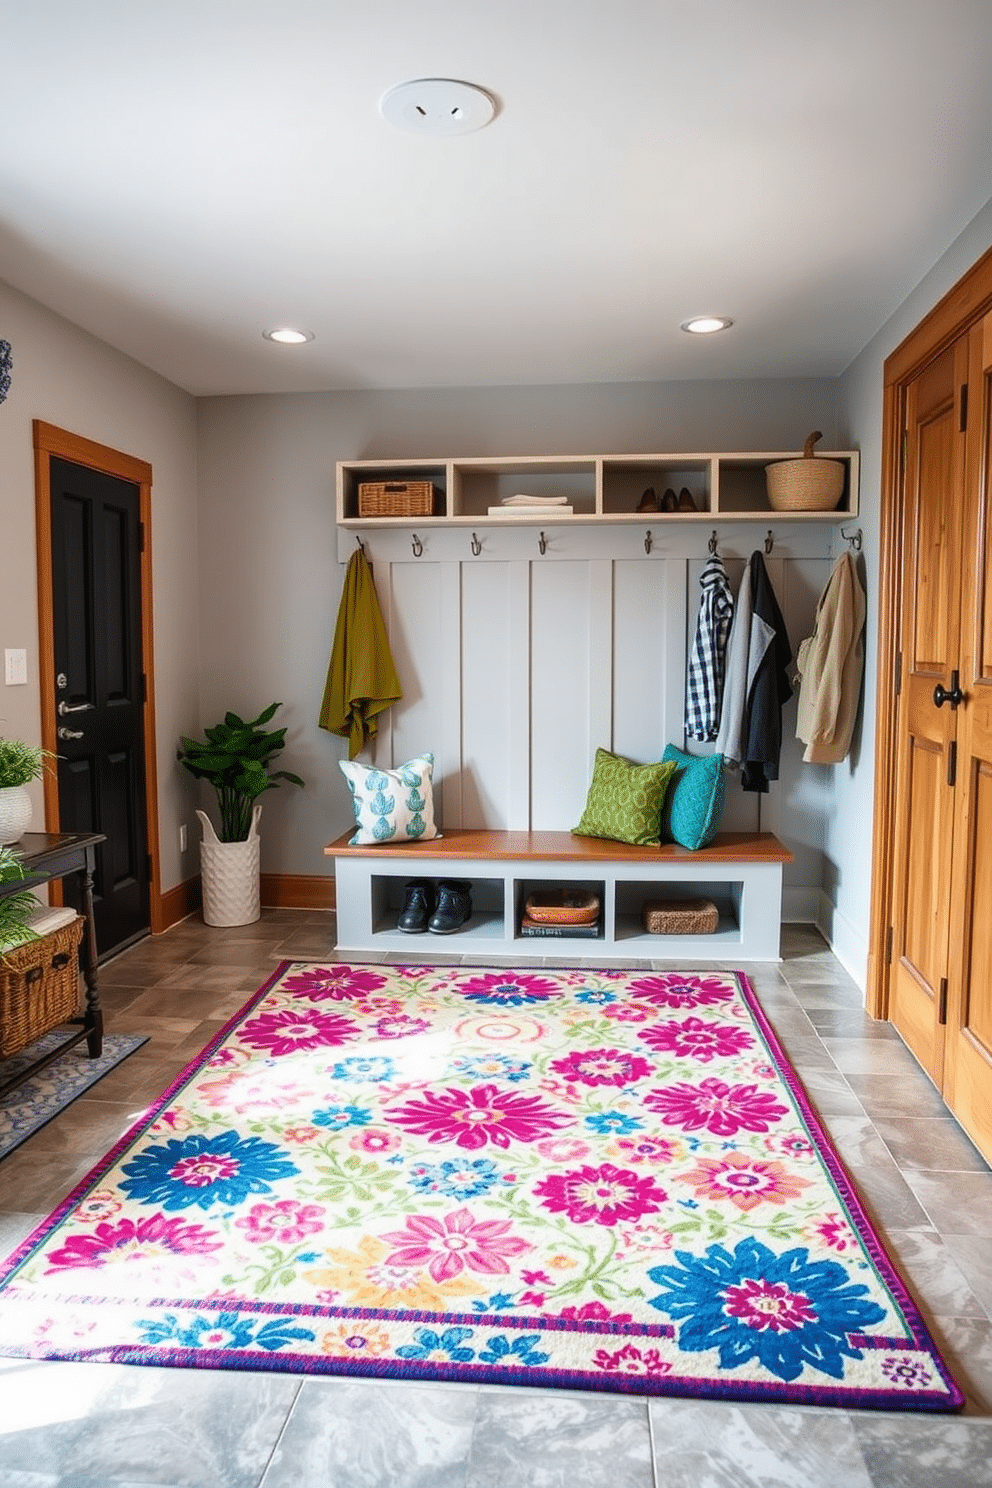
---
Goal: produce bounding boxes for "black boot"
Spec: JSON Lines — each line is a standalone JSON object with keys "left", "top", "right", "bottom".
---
{"left": 397, "top": 879, "right": 435, "bottom": 933}
{"left": 428, "top": 880, "right": 473, "bottom": 934}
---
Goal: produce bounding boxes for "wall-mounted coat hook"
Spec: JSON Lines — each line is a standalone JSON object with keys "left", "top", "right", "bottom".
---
{"left": 708, "top": 530, "right": 718, "bottom": 555}
{"left": 840, "top": 524, "right": 863, "bottom": 551}
{"left": 411, "top": 533, "right": 424, "bottom": 557}
{"left": 471, "top": 532, "right": 482, "bottom": 556}
{"left": 355, "top": 536, "right": 365, "bottom": 554}
{"left": 538, "top": 530, "right": 548, "bottom": 555}
{"left": 765, "top": 529, "right": 774, "bottom": 554}
{"left": 644, "top": 529, "right": 653, "bottom": 554}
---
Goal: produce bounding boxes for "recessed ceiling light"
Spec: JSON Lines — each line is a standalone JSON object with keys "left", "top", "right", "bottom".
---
{"left": 263, "top": 328, "right": 315, "bottom": 345}
{"left": 379, "top": 78, "right": 496, "bottom": 136}
{"left": 680, "top": 316, "right": 734, "bottom": 335}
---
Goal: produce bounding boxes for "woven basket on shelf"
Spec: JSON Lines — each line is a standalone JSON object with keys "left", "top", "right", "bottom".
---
{"left": 358, "top": 481, "right": 435, "bottom": 517}
{"left": 0, "top": 915, "right": 84, "bottom": 1058}
{"left": 524, "top": 890, "right": 600, "bottom": 925}
{"left": 642, "top": 897, "right": 719, "bottom": 936}
{"left": 765, "top": 431, "right": 845, "bottom": 512}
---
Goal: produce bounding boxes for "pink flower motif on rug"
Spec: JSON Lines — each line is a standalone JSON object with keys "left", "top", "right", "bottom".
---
{"left": 234, "top": 1200, "right": 326, "bottom": 1245}
{"left": 594, "top": 1343, "right": 672, "bottom": 1376}
{"left": 556, "top": 1301, "right": 633, "bottom": 1323}
{"left": 627, "top": 974, "right": 736, "bottom": 1009}
{"left": 549, "top": 1047, "right": 654, "bottom": 1087}
{"left": 380, "top": 1207, "right": 532, "bottom": 1282}
{"left": 45, "top": 1214, "right": 223, "bottom": 1272}
{"left": 238, "top": 1008, "right": 360, "bottom": 1056}
{"left": 534, "top": 1163, "right": 667, "bottom": 1226}
{"left": 386, "top": 1083, "right": 573, "bottom": 1150}
{"left": 674, "top": 1152, "right": 814, "bottom": 1211}
{"left": 279, "top": 966, "right": 388, "bottom": 1000}
{"left": 645, "top": 1077, "right": 789, "bottom": 1136}
{"left": 638, "top": 1016, "right": 754, "bottom": 1064}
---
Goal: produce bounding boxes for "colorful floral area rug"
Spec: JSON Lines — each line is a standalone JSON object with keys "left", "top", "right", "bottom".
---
{"left": 0, "top": 964, "right": 962, "bottom": 1411}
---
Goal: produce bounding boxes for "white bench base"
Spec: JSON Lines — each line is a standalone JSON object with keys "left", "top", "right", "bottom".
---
{"left": 326, "top": 830, "right": 793, "bottom": 963}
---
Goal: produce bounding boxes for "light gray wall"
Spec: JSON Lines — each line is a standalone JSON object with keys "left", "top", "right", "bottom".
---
{"left": 195, "top": 380, "right": 841, "bottom": 882}
{"left": 831, "top": 198, "right": 992, "bottom": 983}
{"left": 0, "top": 278, "right": 201, "bottom": 892}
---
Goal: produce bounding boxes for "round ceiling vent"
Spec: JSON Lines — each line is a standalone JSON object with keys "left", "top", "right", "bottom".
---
{"left": 379, "top": 78, "right": 497, "bottom": 136}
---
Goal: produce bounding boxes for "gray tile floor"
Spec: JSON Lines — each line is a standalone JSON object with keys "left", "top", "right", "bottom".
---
{"left": 1, "top": 915, "right": 991, "bottom": 1487}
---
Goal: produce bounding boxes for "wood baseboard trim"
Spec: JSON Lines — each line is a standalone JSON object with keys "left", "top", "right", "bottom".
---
{"left": 157, "top": 877, "right": 202, "bottom": 931}
{"left": 154, "top": 873, "right": 335, "bottom": 929}
{"left": 261, "top": 873, "right": 336, "bottom": 910}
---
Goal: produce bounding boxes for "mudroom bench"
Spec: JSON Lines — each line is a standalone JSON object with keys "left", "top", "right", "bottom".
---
{"left": 325, "top": 828, "right": 794, "bottom": 962}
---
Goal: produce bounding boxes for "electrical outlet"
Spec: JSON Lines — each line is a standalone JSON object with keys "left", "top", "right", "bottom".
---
{"left": 179, "top": 824, "right": 188, "bottom": 853}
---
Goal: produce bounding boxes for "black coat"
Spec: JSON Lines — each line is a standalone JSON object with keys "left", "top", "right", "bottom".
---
{"left": 741, "top": 551, "right": 793, "bottom": 793}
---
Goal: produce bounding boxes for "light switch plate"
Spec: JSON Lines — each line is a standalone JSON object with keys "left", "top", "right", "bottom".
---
{"left": 4, "top": 649, "right": 27, "bottom": 685}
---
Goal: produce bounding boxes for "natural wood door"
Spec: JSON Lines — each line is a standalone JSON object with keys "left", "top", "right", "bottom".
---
{"left": 888, "top": 341, "right": 968, "bottom": 1085}
{"left": 943, "top": 312, "right": 992, "bottom": 1159}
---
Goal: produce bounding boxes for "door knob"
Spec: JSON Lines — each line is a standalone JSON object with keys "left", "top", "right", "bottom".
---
{"left": 58, "top": 699, "right": 92, "bottom": 716}
{"left": 933, "top": 670, "right": 965, "bottom": 709}
{"left": 57, "top": 726, "right": 85, "bottom": 740}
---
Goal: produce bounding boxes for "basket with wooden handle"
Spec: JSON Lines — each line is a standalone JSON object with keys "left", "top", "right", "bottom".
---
{"left": 765, "top": 432, "right": 845, "bottom": 512}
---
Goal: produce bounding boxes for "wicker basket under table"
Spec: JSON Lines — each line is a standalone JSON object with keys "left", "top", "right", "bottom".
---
{"left": 358, "top": 481, "right": 435, "bottom": 517}
{"left": 0, "top": 916, "right": 85, "bottom": 1059}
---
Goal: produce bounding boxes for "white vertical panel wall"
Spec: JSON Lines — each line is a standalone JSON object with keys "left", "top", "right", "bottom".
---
{"left": 346, "top": 523, "right": 850, "bottom": 911}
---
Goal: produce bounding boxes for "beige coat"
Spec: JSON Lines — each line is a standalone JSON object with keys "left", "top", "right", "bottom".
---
{"left": 795, "top": 551, "right": 866, "bottom": 764}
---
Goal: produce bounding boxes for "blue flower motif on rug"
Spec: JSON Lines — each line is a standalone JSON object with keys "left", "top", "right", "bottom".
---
{"left": 397, "top": 1324, "right": 476, "bottom": 1362}
{"left": 120, "top": 1131, "right": 299, "bottom": 1211}
{"left": 137, "top": 1310, "right": 315, "bottom": 1352}
{"left": 647, "top": 1236, "right": 886, "bottom": 1382}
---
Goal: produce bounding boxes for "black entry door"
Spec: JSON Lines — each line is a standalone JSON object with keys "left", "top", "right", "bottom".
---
{"left": 50, "top": 457, "right": 150, "bottom": 955}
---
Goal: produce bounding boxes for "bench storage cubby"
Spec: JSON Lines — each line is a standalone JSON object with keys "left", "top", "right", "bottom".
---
{"left": 326, "top": 829, "right": 794, "bottom": 962}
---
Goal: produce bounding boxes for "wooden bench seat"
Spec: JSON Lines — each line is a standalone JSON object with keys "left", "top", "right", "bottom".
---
{"left": 325, "top": 828, "right": 793, "bottom": 962}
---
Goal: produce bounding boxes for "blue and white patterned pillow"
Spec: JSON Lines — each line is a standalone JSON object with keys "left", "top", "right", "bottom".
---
{"left": 338, "top": 753, "right": 441, "bottom": 845}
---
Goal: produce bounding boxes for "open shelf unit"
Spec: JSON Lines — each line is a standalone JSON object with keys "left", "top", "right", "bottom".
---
{"left": 337, "top": 450, "right": 859, "bottom": 528}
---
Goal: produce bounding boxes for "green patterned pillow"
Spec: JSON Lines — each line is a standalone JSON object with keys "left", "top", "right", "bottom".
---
{"left": 572, "top": 748, "right": 677, "bottom": 847}
{"left": 660, "top": 745, "right": 725, "bottom": 850}
{"left": 339, "top": 753, "right": 441, "bottom": 845}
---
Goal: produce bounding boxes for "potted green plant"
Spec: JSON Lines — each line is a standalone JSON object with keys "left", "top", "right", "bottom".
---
{"left": 177, "top": 704, "right": 304, "bottom": 926}
{"left": 0, "top": 738, "right": 53, "bottom": 845}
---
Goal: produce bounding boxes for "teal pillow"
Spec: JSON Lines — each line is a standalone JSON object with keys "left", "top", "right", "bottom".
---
{"left": 573, "top": 748, "right": 677, "bottom": 847}
{"left": 660, "top": 745, "right": 725, "bottom": 850}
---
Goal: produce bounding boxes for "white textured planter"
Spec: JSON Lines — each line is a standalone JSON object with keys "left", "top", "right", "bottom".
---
{"left": 0, "top": 785, "right": 33, "bottom": 845}
{"left": 197, "top": 805, "right": 262, "bottom": 927}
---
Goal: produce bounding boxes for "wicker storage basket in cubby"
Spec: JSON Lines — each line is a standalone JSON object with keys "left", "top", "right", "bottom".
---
{"left": 642, "top": 897, "right": 719, "bottom": 936}
{"left": 358, "top": 481, "right": 436, "bottom": 517}
{"left": 0, "top": 915, "right": 84, "bottom": 1058}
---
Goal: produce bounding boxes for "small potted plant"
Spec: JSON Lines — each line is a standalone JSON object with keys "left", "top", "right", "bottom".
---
{"left": 177, "top": 704, "right": 304, "bottom": 926}
{"left": 0, "top": 738, "right": 53, "bottom": 845}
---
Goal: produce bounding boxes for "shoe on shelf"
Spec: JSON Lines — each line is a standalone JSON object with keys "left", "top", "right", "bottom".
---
{"left": 397, "top": 879, "right": 435, "bottom": 933}
{"left": 661, "top": 488, "right": 679, "bottom": 512}
{"left": 428, "top": 880, "right": 473, "bottom": 934}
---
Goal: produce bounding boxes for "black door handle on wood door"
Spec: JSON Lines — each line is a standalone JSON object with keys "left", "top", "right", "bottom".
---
{"left": 933, "top": 670, "right": 965, "bottom": 709}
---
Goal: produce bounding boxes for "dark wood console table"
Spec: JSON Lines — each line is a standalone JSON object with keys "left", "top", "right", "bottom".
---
{"left": 0, "top": 830, "right": 106, "bottom": 1098}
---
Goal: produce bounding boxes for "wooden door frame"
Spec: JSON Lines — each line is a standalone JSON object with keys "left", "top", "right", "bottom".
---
{"left": 867, "top": 242, "right": 992, "bottom": 1018}
{"left": 33, "top": 421, "right": 165, "bottom": 935}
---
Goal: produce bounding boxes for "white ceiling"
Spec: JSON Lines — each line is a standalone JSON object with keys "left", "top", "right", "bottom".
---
{"left": 2, "top": 1, "right": 992, "bottom": 398}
